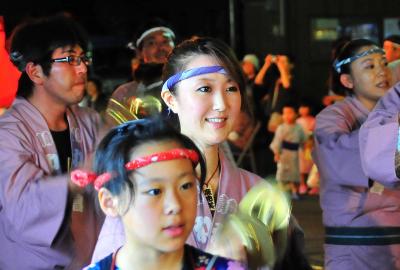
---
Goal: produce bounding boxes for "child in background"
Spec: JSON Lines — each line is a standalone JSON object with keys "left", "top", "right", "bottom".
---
{"left": 306, "top": 164, "right": 320, "bottom": 195}
{"left": 270, "top": 105, "right": 306, "bottom": 199}
{"left": 296, "top": 104, "right": 315, "bottom": 194}
{"left": 76, "top": 118, "right": 246, "bottom": 269}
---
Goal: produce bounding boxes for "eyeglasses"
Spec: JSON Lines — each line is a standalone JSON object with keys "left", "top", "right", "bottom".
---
{"left": 51, "top": 55, "right": 92, "bottom": 66}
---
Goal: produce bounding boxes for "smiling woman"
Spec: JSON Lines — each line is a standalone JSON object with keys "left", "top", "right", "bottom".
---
{"left": 93, "top": 37, "right": 305, "bottom": 270}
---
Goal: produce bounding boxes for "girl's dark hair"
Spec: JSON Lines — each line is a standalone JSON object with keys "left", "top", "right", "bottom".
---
{"left": 9, "top": 14, "right": 90, "bottom": 98}
{"left": 93, "top": 116, "right": 206, "bottom": 212}
{"left": 331, "top": 39, "right": 378, "bottom": 96}
{"left": 162, "top": 37, "right": 248, "bottom": 113}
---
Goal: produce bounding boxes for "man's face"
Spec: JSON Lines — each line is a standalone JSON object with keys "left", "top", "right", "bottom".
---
{"left": 383, "top": 40, "right": 400, "bottom": 62}
{"left": 139, "top": 30, "right": 174, "bottom": 64}
{"left": 41, "top": 45, "right": 88, "bottom": 106}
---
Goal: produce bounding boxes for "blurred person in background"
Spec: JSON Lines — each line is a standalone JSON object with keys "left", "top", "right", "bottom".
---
{"left": 105, "top": 18, "right": 176, "bottom": 126}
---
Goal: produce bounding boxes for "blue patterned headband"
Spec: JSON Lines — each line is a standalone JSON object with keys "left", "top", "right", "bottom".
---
{"left": 161, "top": 65, "right": 228, "bottom": 93}
{"left": 333, "top": 47, "right": 385, "bottom": 73}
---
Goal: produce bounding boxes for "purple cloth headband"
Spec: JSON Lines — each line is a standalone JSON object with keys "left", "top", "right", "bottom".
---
{"left": 136, "top": 26, "right": 175, "bottom": 48}
{"left": 161, "top": 65, "right": 228, "bottom": 93}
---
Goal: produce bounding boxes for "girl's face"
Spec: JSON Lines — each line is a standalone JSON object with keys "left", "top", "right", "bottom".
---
{"left": 172, "top": 55, "right": 242, "bottom": 148}
{"left": 346, "top": 45, "right": 391, "bottom": 108}
{"left": 122, "top": 140, "right": 198, "bottom": 253}
{"left": 298, "top": 106, "right": 310, "bottom": 117}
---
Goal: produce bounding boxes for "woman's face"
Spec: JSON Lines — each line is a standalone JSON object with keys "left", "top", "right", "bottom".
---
{"left": 122, "top": 140, "right": 198, "bottom": 253}
{"left": 347, "top": 45, "right": 391, "bottom": 108}
{"left": 172, "top": 55, "right": 242, "bottom": 148}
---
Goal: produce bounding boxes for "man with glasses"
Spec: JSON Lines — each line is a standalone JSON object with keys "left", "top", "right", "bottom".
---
{"left": 0, "top": 15, "right": 103, "bottom": 269}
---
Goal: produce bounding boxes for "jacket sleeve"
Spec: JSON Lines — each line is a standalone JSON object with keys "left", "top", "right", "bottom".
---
{"left": 0, "top": 126, "right": 69, "bottom": 247}
{"left": 359, "top": 83, "right": 400, "bottom": 188}
{"left": 313, "top": 104, "right": 368, "bottom": 187}
{"left": 270, "top": 125, "right": 283, "bottom": 155}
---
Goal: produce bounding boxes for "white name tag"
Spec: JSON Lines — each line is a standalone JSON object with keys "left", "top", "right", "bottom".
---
{"left": 72, "top": 194, "right": 84, "bottom": 212}
{"left": 370, "top": 181, "right": 384, "bottom": 195}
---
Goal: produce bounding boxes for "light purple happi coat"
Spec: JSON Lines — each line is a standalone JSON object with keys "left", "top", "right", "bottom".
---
{"left": 91, "top": 149, "right": 261, "bottom": 262}
{"left": 313, "top": 94, "right": 400, "bottom": 270}
{"left": 0, "top": 98, "right": 103, "bottom": 270}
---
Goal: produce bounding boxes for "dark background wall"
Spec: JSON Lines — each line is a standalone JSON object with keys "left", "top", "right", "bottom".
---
{"left": 2, "top": 0, "right": 400, "bottom": 112}
{"left": 241, "top": 0, "right": 400, "bottom": 112}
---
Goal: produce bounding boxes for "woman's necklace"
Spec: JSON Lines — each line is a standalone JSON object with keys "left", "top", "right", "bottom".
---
{"left": 203, "top": 157, "right": 220, "bottom": 213}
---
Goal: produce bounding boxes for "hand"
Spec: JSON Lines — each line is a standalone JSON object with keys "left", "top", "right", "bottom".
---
{"left": 264, "top": 54, "right": 274, "bottom": 65}
{"left": 68, "top": 154, "right": 94, "bottom": 195}
{"left": 276, "top": 55, "right": 289, "bottom": 69}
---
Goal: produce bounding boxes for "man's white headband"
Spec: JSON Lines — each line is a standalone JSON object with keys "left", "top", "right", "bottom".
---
{"left": 136, "top": 26, "right": 175, "bottom": 48}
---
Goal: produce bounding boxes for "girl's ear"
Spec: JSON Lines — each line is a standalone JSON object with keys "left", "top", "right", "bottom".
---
{"left": 340, "top": 74, "right": 354, "bottom": 89}
{"left": 98, "top": 188, "right": 120, "bottom": 217}
{"left": 25, "top": 62, "right": 46, "bottom": 85}
{"left": 161, "top": 90, "right": 178, "bottom": 114}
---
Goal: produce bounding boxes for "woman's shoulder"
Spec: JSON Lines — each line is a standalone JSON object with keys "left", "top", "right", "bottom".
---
{"left": 185, "top": 244, "right": 247, "bottom": 269}
{"left": 315, "top": 96, "right": 363, "bottom": 125}
{"left": 237, "top": 167, "right": 263, "bottom": 183}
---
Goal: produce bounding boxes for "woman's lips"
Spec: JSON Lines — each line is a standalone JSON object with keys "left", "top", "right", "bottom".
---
{"left": 206, "top": 117, "right": 227, "bottom": 129}
{"left": 163, "top": 225, "right": 184, "bottom": 237}
{"left": 376, "top": 80, "right": 389, "bottom": 88}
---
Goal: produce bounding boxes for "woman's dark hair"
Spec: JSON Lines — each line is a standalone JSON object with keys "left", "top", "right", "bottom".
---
{"left": 93, "top": 116, "right": 206, "bottom": 213}
{"left": 331, "top": 39, "right": 378, "bottom": 96}
{"left": 162, "top": 37, "right": 248, "bottom": 113}
{"left": 9, "top": 14, "right": 90, "bottom": 98}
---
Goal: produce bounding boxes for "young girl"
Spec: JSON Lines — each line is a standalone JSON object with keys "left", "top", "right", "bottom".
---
{"left": 313, "top": 39, "right": 399, "bottom": 269}
{"left": 295, "top": 104, "right": 315, "bottom": 194}
{"left": 270, "top": 105, "right": 306, "bottom": 199}
{"left": 93, "top": 37, "right": 306, "bottom": 269}
{"left": 76, "top": 118, "right": 246, "bottom": 269}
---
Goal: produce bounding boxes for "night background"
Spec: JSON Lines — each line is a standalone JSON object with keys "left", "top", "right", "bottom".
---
{"left": 2, "top": 0, "right": 400, "bottom": 111}
{"left": 2, "top": 0, "right": 233, "bottom": 93}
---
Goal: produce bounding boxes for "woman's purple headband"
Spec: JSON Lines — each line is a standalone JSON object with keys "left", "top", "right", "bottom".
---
{"left": 161, "top": 65, "right": 227, "bottom": 93}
